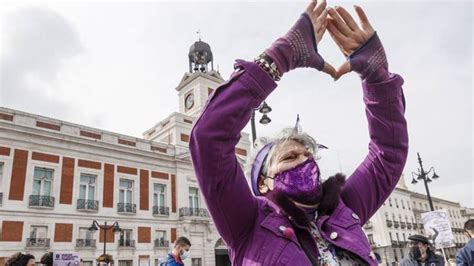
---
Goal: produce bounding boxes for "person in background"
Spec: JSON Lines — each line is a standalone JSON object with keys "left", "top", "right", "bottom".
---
{"left": 400, "top": 234, "right": 445, "bottom": 266}
{"left": 40, "top": 252, "right": 53, "bottom": 266}
{"left": 5, "top": 252, "right": 35, "bottom": 266}
{"left": 456, "top": 219, "right": 474, "bottom": 265}
{"left": 161, "top": 236, "right": 192, "bottom": 266}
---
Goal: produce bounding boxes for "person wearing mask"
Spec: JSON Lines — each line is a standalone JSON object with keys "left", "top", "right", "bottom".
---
{"left": 161, "top": 236, "right": 192, "bottom": 266}
{"left": 189, "top": 0, "right": 409, "bottom": 265}
{"left": 456, "top": 219, "right": 474, "bottom": 265}
{"left": 400, "top": 234, "right": 445, "bottom": 266}
{"left": 5, "top": 252, "right": 35, "bottom": 266}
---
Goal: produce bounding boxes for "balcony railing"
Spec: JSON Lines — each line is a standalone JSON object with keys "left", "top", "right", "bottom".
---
{"left": 386, "top": 220, "right": 393, "bottom": 227}
{"left": 153, "top": 206, "right": 170, "bottom": 216}
{"left": 118, "top": 239, "right": 135, "bottom": 248}
{"left": 29, "top": 195, "right": 55, "bottom": 208}
{"left": 77, "top": 199, "right": 99, "bottom": 211}
{"left": 26, "top": 238, "right": 50, "bottom": 248}
{"left": 117, "top": 203, "right": 136, "bottom": 214}
{"left": 76, "top": 239, "right": 96, "bottom": 248}
{"left": 179, "top": 207, "right": 209, "bottom": 218}
{"left": 419, "top": 223, "right": 424, "bottom": 229}
{"left": 400, "top": 222, "right": 406, "bottom": 229}
{"left": 391, "top": 240, "right": 398, "bottom": 247}
{"left": 154, "top": 239, "right": 170, "bottom": 248}
{"left": 363, "top": 221, "right": 373, "bottom": 229}
{"left": 413, "top": 223, "right": 418, "bottom": 229}
{"left": 394, "top": 221, "right": 400, "bottom": 228}
{"left": 0, "top": 192, "right": 3, "bottom": 205}
{"left": 407, "top": 222, "right": 412, "bottom": 229}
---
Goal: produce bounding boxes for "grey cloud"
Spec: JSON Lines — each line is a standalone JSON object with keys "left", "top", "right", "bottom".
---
{"left": 0, "top": 7, "right": 83, "bottom": 118}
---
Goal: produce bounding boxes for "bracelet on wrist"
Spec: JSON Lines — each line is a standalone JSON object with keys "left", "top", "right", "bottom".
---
{"left": 254, "top": 52, "right": 282, "bottom": 81}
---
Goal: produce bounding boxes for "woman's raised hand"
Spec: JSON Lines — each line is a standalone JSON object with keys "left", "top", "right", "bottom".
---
{"left": 326, "top": 6, "right": 387, "bottom": 81}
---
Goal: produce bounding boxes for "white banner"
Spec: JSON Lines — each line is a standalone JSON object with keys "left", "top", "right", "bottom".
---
{"left": 421, "top": 209, "right": 455, "bottom": 249}
{"left": 53, "top": 252, "right": 81, "bottom": 266}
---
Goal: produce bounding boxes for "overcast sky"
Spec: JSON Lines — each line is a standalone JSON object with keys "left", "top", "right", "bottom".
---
{"left": 1, "top": 1, "right": 472, "bottom": 207}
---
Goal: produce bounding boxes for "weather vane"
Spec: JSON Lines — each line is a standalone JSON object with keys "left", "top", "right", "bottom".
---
{"left": 196, "top": 29, "right": 202, "bottom": 41}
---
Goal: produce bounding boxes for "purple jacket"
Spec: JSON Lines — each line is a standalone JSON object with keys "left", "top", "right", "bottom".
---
{"left": 189, "top": 60, "right": 408, "bottom": 265}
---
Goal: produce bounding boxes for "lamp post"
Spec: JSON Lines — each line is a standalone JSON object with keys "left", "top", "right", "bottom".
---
{"left": 411, "top": 152, "right": 440, "bottom": 211}
{"left": 88, "top": 220, "right": 121, "bottom": 256}
{"left": 251, "top": 101, "right": 272, "bottom": 145}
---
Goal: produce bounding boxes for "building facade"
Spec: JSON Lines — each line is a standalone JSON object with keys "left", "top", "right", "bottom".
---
{"left": 1, "top": 38, "right": 472, "bottom": 266}
{"left": 0, "top": 40, "right": 249, "bottom": 266}
{"left": 363, "top": 177, "right": 469, "bottom": 264}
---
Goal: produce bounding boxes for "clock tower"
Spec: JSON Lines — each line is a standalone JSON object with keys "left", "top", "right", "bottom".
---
{"left": 144, "top": 38, "right": 251, "bottom": 151}
{"left": 175, "top": 39, "right": 224, "bottom": 117}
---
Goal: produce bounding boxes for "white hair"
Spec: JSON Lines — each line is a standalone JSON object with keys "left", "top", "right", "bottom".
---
{"left": 245, "top": 127, "right": 321, "bottom": 179}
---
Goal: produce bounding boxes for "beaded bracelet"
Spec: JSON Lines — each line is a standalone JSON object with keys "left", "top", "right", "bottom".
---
{"left": 254, "top": 52, "right": 282, "bottom": 81}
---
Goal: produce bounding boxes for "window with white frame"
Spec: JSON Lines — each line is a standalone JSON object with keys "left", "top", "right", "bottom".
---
{"left": 191, "top": 258, "right": 202, "bottom": 266}
{"left": 118, "top": 260, "right": 133, "bottom": 266}
{"left": 0, "top": 162, "right": 3, "bottom": 205}
{"left": 153, "top": 183, "right": 166, "bottom": 207}
{"left": 33, "top": 167, "right": 53, "bottom": 196}
{"left": 79, "top": 173, "right": 96, "bottom": 201}
{"left": 78, "top": 227, "right": 95, "bottom": 247}
{"left": 367, "top": 234, "right": 374, "bottom": 244}
{"left": 155, "top": 230, "right": 167, "bottom": 246}
{"left": 189, "top": 187, "right": 199, "bottom": 209}
{"left": 119, "top": 179, "right": 134, "bottom": 204}
{"left": 79, "top": 227, "right": 94, "bottom": 240}
{"left": 30, "top": 225, "right": 48, "bottom": 240}
{"left": 119, "top": 229, "right": 134, "bottom": 247}
{"left": 0, "top": 162, "right": 4, "bottom": 187}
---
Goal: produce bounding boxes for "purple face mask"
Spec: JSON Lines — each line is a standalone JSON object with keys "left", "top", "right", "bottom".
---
{"left": 270, "top": 159, "right": 322, "bottom": 205}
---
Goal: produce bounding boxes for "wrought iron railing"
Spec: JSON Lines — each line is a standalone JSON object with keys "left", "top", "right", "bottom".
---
{"left": 26, "top": 238, "right": 50, "bottom": 248}
{"left": 154, "top": 239, "right": 169, "bottom": 248}
{"left": 118, "top": 239, "right": 135, "bottom": 248}
{"left": 29, "top": 195, "right": 55, "bottom": 208}
{"left": 413, "top": 223, "right": 418, "bottom": 229}
{"left": 363, "top": 221, "right": 373, "bottom": 229}
{"left": 77, "top": 199, "right": 99, "bottom": 211}
{"left": 153, "top": 206, "right": 170, "bottom": 216}
{"left": 117, "top": 203, "right": 136, "bottom": 214}
{"left": 179, "top": 207, "right": 209, "bottom": 218}
{"left": 400, "top": 222, "right": 406, "bottom": 229}
{"left": 0, "top": 192, "right": 3, "bottom": 205}
{"left": 394, "top": 221, "right": 400, "bottom": 228}
{"left": 76, "top": 239, "right": 96, "bottom": 248}
{"left": 407, "top": 222, "right": 412, "bottom": 229}
{"left": 386, "top": 220, "right": 393, "bottom": 227}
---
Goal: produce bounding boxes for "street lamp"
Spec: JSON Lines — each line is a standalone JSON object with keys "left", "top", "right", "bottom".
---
{"left": 88, "top": 220, "right": 121, "bottom": 256}
{"left": 251, "top": 101, "right": 272, "bottom": 145}
{"left": 411, "top": 152, "right": 440, "bottom": 211}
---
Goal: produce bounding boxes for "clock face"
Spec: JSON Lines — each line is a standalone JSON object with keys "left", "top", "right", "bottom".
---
{"left": 185, "top": 93, "right": 194, "bottom": 110}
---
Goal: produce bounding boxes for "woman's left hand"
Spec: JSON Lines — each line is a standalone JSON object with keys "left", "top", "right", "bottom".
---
{"left": 326, "top": 5, "right": 379, "bottom": 80}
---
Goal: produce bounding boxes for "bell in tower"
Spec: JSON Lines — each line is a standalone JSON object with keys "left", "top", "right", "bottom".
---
{"left": 188, "top": 34, "right": 214, "bottom": 73}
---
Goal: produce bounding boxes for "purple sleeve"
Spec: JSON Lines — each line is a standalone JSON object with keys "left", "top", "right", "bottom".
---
{"left": 341, "top": 73, "right": 409, "bottom": 225}
{"left": 189, "top": 60, "right": 277, "bottom": 248}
